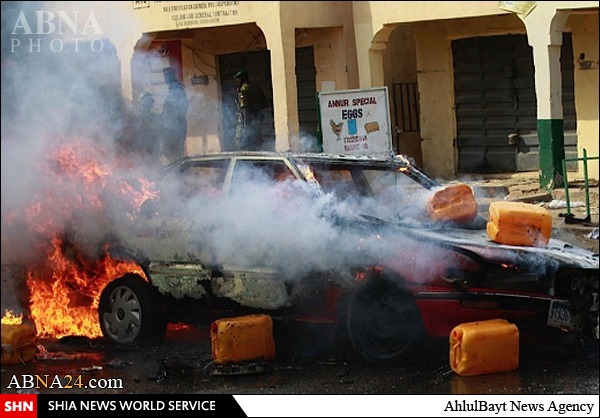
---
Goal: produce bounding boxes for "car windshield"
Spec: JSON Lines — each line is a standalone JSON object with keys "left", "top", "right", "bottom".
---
{"left": 295, "top": 157, "right": 438, "bottom": 223}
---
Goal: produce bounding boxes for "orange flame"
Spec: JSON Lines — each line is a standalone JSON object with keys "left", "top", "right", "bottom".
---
{"left": 51, "top": 143, "right": 112, "bottom": 183}
{"left": 303, "top": 165, "right": 317, "bottom": 183}
{"left": 18, "top": 140, "right": 158, "bottom": 340}
{"left": 27, "top": 238, "right": 147, "bottom": 340}
{"left": 396, "top": 154, "right": 412, "bottom": 166}
{"left": 118, "top": 177, "right": 160, "bottom": 218}
{"left": 169, "top": 322, "right": 191, "bottom": 332}
{"left": 354, "top": 266, "right": 385, "bottom": 282}
{"left": 49, "top": 142, "right": 112, "bottom": 210}
{"left": 1, "top": 310, "right": 23, "bottom": 325}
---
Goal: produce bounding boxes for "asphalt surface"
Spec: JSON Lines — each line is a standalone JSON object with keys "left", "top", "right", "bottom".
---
{"left": 1, "top": 320, "right": 598, "bottom": 395}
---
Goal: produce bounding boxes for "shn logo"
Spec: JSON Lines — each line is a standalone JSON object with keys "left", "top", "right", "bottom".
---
{"left": 4, "top": 401, "right": 33, "bottom": 411}
{"left": 0, "top": 394, "right": 37, "bottom": 417}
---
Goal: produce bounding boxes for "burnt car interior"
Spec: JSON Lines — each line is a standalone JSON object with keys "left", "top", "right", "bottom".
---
{"left": 179, "top": 159, "right": 228, "bottom": 198}
{"left": 230, "top": 160, "right": 297, "bottom": 194}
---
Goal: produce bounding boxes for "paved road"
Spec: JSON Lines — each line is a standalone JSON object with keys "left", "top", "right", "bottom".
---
{"left": 2, "top": 321, "right": 598, "bottom": 396}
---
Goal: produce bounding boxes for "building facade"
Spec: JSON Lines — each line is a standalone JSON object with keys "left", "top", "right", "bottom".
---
{"left": 14, "top": 1, "right": 600, "bottom": 186}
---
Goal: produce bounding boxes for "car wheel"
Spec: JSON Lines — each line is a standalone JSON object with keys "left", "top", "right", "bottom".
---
{"left": 347, "top": 278, "right": 424, "bottom": 364}
{"left": 99, "top": 274, "right": 167, "bottom": 345}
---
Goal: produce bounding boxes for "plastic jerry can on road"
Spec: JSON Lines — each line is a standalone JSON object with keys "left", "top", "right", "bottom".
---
{"left": 486, "top": 201, "right": 552, "bottom": 247}
{"left": 450, "top": 318, "right": 519, "bottom": 376}
{"left": 1, "top": 323, "right": 37, "bottom": 365}
{"left": 211, "top": 314, "right": 276, "bottom": 365}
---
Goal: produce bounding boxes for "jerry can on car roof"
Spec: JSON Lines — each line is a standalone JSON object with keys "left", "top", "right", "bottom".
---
{"left": 449, "top": 318, "right": 519, "bottom": 376}
{"left": 427, "top": 183, "right": 478, "bottom": 223}
{"left": 210, "top": 314, "right": 276, "bottom": 365}
{"left": 486, "top": 201, "right": 552, "bottom": 247}
{"left": 1, "top": 323, "right": 37, "bottom": 365}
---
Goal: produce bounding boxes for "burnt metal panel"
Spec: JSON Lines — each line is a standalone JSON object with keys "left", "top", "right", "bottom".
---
{"left": 453, "top": 34, "right": 577, "bottom": 174}
{"left": 211, "top": 266, "right": 289, "bottom": 310}
{"left": 150, "top": 262, "right": 212, "bottom": 299}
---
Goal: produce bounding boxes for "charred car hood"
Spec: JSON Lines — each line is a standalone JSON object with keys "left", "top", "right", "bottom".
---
{"left": 401, "top": 226, "right": 599, "bottom": 270}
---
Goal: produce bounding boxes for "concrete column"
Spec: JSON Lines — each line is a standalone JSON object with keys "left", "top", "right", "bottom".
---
{"left": 522, "top": 10, "right": 569, "bottom": 190}
{"left": 414, "top": 23, "right": 456, "bottom": 178}
{"left": 115, "top": 41, "right": 136, "bottom": 103}
{"left": 352, "top": 1, "right": 377, "bottom": 89}
{"left": 368, "top": 41, "right": 386, "bottom": 88}
{"left": 534, "top": 42, "right": 565, "bottom": 190}
{"left": 263, "top": 24, "right": 297, "bottom": 151}
{"left": 356, "top": 24, "right": 394, "bottom": 89}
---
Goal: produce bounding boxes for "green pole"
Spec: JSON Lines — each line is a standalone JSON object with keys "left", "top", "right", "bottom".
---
{"left": 562, "top": 149, "right": 599, "bottom": 221}
{"left": 583, "top": 148, "right": 590, "bottom": 219}
{"left": 561, "top": 156, "right": 571, "bottom": 216}
{"left": 316, "top": 93, "right": 323, "bottom": 152}
{"left": 537, "top": 119, "right": 565, "bottom": 191}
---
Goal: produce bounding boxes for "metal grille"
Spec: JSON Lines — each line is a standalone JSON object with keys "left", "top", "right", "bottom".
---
{"left": 452, "top": 34, "right": 576, "bottom": 173}
{"left": 392, "top": 82, "right": 420, "bottom": 132}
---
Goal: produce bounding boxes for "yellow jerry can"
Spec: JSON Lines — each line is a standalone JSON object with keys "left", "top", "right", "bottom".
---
{"left": 427, "top": 183, "right": 478, "bottom": 224}
{"left": 450, "top": 318, "right": 519, "bottom": 376}
{"left": 1, "top": 323, "right": 37, "bottom": 365}
{"left": 486, "top": 201, "right": 552, "bottom": 247}
{"left": 211, "top": 314, "right": 276, "bottom": 365}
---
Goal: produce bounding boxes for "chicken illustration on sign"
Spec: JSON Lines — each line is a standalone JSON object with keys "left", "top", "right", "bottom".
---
{"left": 330, "top": 119, "right": 343, "bottom": 140}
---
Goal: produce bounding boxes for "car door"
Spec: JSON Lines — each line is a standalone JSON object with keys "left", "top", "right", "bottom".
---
{"left": 209, "top": 157, "right": 300, "bottom": 309}
{"left": 121, "top": 157, "right": 231, "bottom": 299}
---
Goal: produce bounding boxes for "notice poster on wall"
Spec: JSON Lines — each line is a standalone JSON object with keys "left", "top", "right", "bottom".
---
{"left": 319, "top": 87, "right": 392, "bottom": 155}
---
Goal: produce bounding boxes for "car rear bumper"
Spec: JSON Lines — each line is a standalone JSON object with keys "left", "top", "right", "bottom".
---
{"left": 414, "top": 292, "right": 581, "bottom": 340}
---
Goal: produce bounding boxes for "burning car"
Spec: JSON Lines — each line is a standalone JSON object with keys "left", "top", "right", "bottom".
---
{"left": 44, "top": 152, "right": 598, "bottom": 361}
{"left": 6, "top": 145, "right": 596, "bottom": 364}
{"left": 92, "top": 151, "right": 599, "bottom": 364}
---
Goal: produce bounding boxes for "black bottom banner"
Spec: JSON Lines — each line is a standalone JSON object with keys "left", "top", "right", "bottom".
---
{"left": 35, "top": 394, "right": 247, "bottom": 417}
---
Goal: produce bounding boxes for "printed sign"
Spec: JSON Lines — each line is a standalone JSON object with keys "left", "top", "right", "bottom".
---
{"left": 319, "top": 87, "right": 392, "bottom": 155}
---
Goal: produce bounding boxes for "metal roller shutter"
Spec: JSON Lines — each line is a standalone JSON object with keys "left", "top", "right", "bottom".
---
{"left": 295, "top": 46, "right": 319, "bottom": 151}
{"left": 452, "top": 34, "right": 577, "bottom": 173}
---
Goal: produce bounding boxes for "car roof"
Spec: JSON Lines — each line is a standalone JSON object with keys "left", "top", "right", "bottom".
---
{"left": 160, "top": 151, "right": 440, "bottom": 188}
{"left": 165, "top": 151, "right": 414, "bottom": 168}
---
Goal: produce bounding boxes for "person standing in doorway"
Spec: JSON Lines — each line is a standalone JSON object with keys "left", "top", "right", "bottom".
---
{"left": 115, "top": 91, "right": 161, "bottom": 168}
{"left": 161, "top": 67, "right": 189, "bottom": 162}
{"left": 234, "top": 70, "right": 268, "bottom": 151}
{"left": 132, "top": 91, "right": 161, "bottom": 165}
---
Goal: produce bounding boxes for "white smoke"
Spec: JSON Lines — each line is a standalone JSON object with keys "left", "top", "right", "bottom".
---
{"left": 1, "top": 2, "right": 439, "bottom": 284}
{"left": 123, "top": 163, "right": 455, "bottom": 288}
{"left": 0, "top": 2, "right": 149, "bottom": 270}
{"left": 0, "top": 2, "right": 489, "bottom": 318}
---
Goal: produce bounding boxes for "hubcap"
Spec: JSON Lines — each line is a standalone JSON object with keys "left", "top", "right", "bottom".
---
{"left": 102, "top": 285, "right": 142, "bottom": 344}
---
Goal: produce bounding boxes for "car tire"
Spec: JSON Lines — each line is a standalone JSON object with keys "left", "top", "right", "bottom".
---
{"left": 346, "top": 277, "right": 424, "bottom": 364}
{"left": 99, "top": 274, "right": 167, "bottom": 346}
